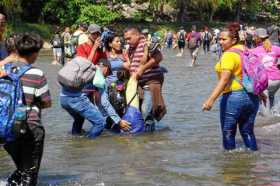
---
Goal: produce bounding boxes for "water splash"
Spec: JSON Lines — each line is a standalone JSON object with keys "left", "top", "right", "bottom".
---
{"left": 0, "top": 180, "right": 7, "bottom": 186}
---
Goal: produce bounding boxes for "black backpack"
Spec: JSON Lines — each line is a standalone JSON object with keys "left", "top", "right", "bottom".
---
{"left": 179, "top": 31, "right": 185, "bottom": 41}
{"left": 51, "top": 34, "right": 63, "bottom": 48}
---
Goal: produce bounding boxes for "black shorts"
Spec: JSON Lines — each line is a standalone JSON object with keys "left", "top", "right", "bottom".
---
{"left": 178, "top": 40, "right": 185, "bottom": 49}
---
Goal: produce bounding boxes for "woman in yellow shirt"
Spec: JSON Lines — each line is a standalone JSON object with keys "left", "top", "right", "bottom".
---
{"left": 202, "top": 22, "right": 266, "bottom": 151}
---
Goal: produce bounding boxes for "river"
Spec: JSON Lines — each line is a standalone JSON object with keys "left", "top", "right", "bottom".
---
{"left": 0, "top": 48, "right": 279, "bottom": 186}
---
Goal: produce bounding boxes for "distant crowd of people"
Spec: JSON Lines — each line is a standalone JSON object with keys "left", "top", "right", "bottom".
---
{"left": 163, "top": 24, "right": 280, "bottom": 66}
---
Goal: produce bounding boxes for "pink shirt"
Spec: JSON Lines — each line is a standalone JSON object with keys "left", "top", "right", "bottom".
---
{"left": 251, "top": 45, "right": 280, "bottom": 80}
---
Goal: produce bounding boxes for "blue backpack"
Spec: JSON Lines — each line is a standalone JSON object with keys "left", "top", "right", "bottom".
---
{"left": 0, "top": 63, "right": 31, "bottom": 142}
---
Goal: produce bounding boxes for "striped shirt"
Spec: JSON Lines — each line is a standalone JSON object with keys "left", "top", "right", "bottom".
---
{"left": 129, "top": 35, "right": 163, "bottom": 84}
{"left": 129, "top": 36, "right": 146, "bottom": 73}
{"left": 13, "top": 63, "right": 51, "bottom": 124}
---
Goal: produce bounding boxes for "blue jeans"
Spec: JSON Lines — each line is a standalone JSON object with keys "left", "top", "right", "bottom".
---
{"left": 141, "top": 88, "right": 153, "bottom": 122}
{"left": 220, "top": 91, "right": 259, "bottom": 151}
{"left": 60, "top": 94, "right": 105, "bottom": 138}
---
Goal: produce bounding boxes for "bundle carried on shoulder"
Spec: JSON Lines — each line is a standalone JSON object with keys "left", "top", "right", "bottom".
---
{"left": 230, "top": 48, "right": 268, "bottom": 95}
{"left": 57, "top": 56, "right": 96, "bottom": 90}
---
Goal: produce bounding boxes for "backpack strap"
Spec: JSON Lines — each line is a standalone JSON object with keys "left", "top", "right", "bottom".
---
{"left": 223, "top": 48, "right": 246, "bottom": 89}
{"left": 6, "top": 63, "right": 32, "bottom": 81}
{"left": 4, "top": 63, "right": 32, "bottom": 107}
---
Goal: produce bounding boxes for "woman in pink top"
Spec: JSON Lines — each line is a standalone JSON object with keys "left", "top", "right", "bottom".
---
{"left": 251, "top": 28, "right": 280, "bottom": 109}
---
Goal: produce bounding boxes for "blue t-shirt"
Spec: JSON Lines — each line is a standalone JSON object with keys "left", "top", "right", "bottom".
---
{"left": 106, "top": 57, "right": 124, "bottom": 85}
{"left": 0, "top": 42, "right": 8, "bottom": 60}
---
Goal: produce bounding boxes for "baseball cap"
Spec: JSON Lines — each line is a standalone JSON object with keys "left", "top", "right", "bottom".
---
{"left": 88, "top": 24, "right": 101, "bottom": 34}
{"left": 255, "top": 28, "right": 269, "bottom": 38}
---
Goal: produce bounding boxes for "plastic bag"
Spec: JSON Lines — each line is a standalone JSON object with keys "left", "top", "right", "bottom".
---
{"left": 122, "top": 106, "right": 144, "bottom": 134}
{"left": 92, "top": 67, "right": 105, "bottom": 89}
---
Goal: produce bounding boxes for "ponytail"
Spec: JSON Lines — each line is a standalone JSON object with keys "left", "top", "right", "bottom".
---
{"left": 263, "top": 38, "right": 272, "bottom": 52}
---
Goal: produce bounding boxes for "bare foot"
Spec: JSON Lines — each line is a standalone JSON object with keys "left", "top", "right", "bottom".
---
{"left": 51, "top": 60, "right": 58, "bottom": 65}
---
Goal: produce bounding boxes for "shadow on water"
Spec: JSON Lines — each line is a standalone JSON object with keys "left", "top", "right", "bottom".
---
{"left": 0, "top": 48, "right": 280, "bottom": 186}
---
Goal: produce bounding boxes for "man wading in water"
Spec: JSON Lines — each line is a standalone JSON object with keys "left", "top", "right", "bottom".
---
{"left": 124, "top": 27, "right": 166, "bottom": 131}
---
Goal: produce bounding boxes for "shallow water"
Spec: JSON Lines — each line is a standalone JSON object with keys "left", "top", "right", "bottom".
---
{"left": 0, "top": 48, "right": 279, "bottom": 186}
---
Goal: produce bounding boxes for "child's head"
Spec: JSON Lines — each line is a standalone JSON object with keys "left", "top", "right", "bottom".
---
{"left": 15, "top": 32, "right": 43, "bottom": 64}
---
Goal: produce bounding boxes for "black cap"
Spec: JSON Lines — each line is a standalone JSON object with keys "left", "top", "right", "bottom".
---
{"left": 98, "top": 58, "right": 112, "bottom": 75}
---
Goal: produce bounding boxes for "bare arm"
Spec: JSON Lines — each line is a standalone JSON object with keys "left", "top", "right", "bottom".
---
{"left": 88, "top": 37, "right": 101, "bottom": 62}
{"left": 136, "top": 50, "right": 163, "bottom": 79}
{"left": 202, "top": 71, "right": 232, "bottom": 111}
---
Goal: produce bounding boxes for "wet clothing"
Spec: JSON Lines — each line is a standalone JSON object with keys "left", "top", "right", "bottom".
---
{"left": 215, "top": 44, "right": 244, "bottom": 93}
{"left": 4, "top": 62, "right": 51, "bottom": 186}
{"left": 93, "top": 86, "right": 122, "bottom": 124}
{"left": 138, "top": 78, "right": 166, "bottom": 121}
{"left": 60, "top": 82, "right": 122, "bottom": 136}
{"left": 4, "top": 123, "right": 45, "bottom": 186}
{"left": 76, "top": 43, "right": 106, "bottom": 65}
{"left": 129, "top": 35, "right": 166, "bottom": 122}
{"left": 217, "top": 45, "right": 259, "bottom": 151}
{"left": 60, "top": 91, "right": 105, "bottom": 137}
{"left": 220, "top": 91, "right": 259, "bottom": 151}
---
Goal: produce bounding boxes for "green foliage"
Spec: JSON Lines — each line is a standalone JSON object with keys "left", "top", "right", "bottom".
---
{"left": 0, "top": 0, "right": 22, "bottom": 22}
{"left": 5, "top": 22, "right": 53, "bottom": 39}
{"left": 43, "top": 0, "right": 86, "bottom": 25}
{"left": 0, "top": 0, "right": 279, "bottom": 29}
{"left": 77, "top": 4, "right": 121, "bottom": 26}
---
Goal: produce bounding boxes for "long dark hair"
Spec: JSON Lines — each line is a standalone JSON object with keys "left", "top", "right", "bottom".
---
{"left": 104, "top": 32, "right": 118, "bottom": 52}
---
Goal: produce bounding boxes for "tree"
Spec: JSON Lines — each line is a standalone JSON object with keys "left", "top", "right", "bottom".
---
{"left": 78, "top": 4, "right": 121, "bottom": 26}
{"left": 0, "top": 0, "right": 22, "bottom": 23}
